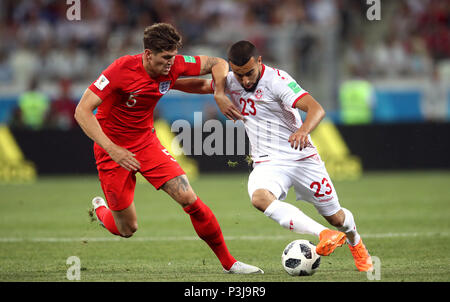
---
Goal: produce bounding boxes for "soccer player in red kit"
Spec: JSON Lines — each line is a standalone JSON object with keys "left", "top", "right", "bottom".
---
{"left": 74, "top": 23, "right": 262, "bottom": 274}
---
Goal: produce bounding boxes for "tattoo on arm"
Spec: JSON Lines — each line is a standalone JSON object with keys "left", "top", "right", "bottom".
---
{"left": 201, "top": 56, "right": 218, "bottom": 74}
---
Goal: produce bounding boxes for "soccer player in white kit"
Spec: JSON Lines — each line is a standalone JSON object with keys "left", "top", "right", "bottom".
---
{"left": 174, "top": 41, "right": 373, "bottom": 272}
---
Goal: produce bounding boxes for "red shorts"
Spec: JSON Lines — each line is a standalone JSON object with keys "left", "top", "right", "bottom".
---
{"left": 94, "top": 135, "right": 185, "bottom": 211}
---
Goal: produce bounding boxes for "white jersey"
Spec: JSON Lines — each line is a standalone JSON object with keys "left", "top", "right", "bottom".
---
{"left": 224, "top": 64, "right": 318, "bottom": 163}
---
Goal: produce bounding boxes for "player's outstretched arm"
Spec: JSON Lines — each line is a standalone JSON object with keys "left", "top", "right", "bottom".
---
{"left": 74, "top": 88, "right": 141, "bottom": 171}
{"left": 173, "top": 78, "right": 213, "bottom": 94}
{"left": 288, "top": 94, "right": 326, "bottom": 150}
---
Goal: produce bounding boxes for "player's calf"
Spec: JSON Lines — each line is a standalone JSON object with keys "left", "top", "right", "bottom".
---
{"left": 183, "top": 197, "right": 237, "bottom": 270}
{"left": 328, "top": 208, "right": 361, "bottom": 247}
{"left": 110, "top": 203, "right": 139, "bottom": 238}
{"left": 323, "top": 209, "right": 346, "bottom": 228}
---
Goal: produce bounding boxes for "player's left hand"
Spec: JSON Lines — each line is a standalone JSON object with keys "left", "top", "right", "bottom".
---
{"left": 289, "top": 129, "right": 310, "bottom": 150}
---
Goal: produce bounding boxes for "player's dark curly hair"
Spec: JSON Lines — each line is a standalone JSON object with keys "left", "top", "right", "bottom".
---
{"left": 143, "top": 23, "right": 182, "bottom": 53}
{"left": 227, "top": 40, "right": 258, "bottom": 66}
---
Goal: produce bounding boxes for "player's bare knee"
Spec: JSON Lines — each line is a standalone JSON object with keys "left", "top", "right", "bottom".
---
{"left": 251, "top": 190, "right": 263, "bottom": 210}
{"left": 120, "top": 232, "right": 133, "bottom": 238}
{"left": 251, "top": 189, "right": 275, "bottom": 212}
{"left": 130, "top": 222, "right": 138, "bottom": 233}
{"left": 119, "top": 222, "right": 138, "bottom": 238}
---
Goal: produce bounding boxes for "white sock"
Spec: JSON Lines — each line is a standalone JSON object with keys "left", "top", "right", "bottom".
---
{"left": 264, "top": 200, "right": 327, "bottom": 237}
{"left": 337, "top": 208, "right": 361, "bottom": 246}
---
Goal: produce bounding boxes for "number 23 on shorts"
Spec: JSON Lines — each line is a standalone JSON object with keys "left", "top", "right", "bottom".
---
{"left": 310, "top": 178, "right": 332, "bottom": 198}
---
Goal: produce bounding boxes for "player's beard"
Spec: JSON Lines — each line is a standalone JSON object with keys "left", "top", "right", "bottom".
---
{"left": 243, "top": 71, "right": 261, "bottom": 92}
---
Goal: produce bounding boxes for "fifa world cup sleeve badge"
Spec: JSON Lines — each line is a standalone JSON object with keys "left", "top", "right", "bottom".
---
{"left": 94, "top": 74, "right": 110, "bottom": 91}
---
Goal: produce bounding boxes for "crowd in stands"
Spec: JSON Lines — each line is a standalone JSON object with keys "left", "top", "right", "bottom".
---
{"left": 345, "top": 0, "right": 449, "bottom": 78}
{"left": 0, "top": 0, "right": 448, "bottom": 129}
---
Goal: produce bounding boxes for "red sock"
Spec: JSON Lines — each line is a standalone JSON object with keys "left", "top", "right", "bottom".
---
{"left": 183, "top": 197, "right": 236, "bottom": 270}
{"left": 95, "top": 206, "right": 121, "bottom": 236}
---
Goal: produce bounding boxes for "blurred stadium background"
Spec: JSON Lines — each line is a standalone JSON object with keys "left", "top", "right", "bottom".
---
{"left": 0, "top": 0, "right": 449, "bottom": 182}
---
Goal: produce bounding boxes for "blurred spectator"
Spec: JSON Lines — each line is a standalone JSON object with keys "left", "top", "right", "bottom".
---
{"left": 404, "top": 33, "right": 433, "bottom": 76}
{"left": 416, "top": 0, "right": 450, "bottom": 61}
{"left": 9, "top": 39, "right": 39, "bottom": 88}
{"left": 339, "top": 79, "right": 374, "bottom": 124}
{"left": 422, "top": 65, "right": 448, "bottom": 121}
{"left": 306, "top": 0, "right": 338, "bottom": 26}
{"left": 0, "top": 49, "right": 13, "bottom": 83}
{"left": 344, "top": 35, "right": 373, "bottom": 78}
{"left": 47, "top": 79, "right": 78, "bottom": 130}
{"left": 372, "top": 33, "right": 410, "bottom": 78}
{"left": 16, "top": 8, "right": 52, "bottom": 48}
{"left": 46, "top": 38, "right": 89, "bottom": 81}
{"left": 12, "top": 76, "right": 50, "bottom": 130}
{"left": 272, "top": 0, "right": 307, "bottom": 25}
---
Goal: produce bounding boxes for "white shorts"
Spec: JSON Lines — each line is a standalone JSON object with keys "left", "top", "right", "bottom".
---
{"left": 248, "top": 154, "right": 341, "bottom": 216}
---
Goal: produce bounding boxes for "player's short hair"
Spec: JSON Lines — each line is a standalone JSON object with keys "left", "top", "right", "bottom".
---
{"left": 143, "top": 23, "right": 182, "bottom": 53}
{"left": 227, "top": 40, "right": 258, "bottom": 66}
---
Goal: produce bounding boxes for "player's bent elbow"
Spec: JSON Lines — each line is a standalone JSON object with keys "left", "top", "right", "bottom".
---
{"left": 74, "top": 104, "right": 93, "bottom": 126}
{"left": 74, "top": 105, "right": 82, "bottom": 123}
{"left": 319, "top": 107, "right": 326, "bottom": 120}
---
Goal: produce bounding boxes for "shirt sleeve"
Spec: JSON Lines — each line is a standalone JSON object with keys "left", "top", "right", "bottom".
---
{"left": 272, "top": 70, "right": 309, "bottom": 108}
{"left": 173, "top": 55, "right": 201, "bottom": 77}
{"left": 88, "top": 59, "right": 122, "bottom": 101}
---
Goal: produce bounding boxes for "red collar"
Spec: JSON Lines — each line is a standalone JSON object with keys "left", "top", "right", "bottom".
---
{"left": 259, "top": 64, "right": 266, "bottom": 80}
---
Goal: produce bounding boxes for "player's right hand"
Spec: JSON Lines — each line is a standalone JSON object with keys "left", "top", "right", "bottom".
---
{"left": 288, "top": 128, "right": 310, "bottom": 151}
{"left": 107, "top": 144, "right": 141, "bottom": 171}
{"left": 214, "top": 94, "right": 243, "bottom": 121}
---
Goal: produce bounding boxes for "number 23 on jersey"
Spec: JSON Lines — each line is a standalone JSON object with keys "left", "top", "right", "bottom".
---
{"left": 240, "top": 98, "right": 256, "bottom": 116}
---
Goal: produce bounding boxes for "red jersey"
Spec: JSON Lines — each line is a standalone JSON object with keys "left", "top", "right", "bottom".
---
{"left": 88, "top": 53, "right": 201, "bottom": 152}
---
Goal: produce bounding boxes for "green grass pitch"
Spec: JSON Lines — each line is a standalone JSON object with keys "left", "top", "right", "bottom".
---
{"left": 0, "top": 171, "right": 449, "bottom": 282}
